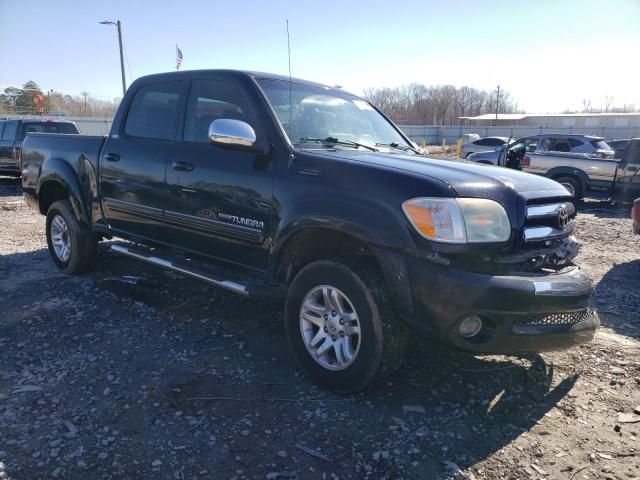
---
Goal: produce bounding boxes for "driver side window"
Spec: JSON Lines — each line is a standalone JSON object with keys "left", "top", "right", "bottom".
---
{"left": 183, "top": 79, "right": 258, "bottom": 144}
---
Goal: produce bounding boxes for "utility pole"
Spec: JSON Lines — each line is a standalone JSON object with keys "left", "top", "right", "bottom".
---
{"left": 495, "top": 84, "right": 500, "bottom": 121}
{"left": 81, "top": 91, "right": 89, "bottom": 115}
{"left": 100, "top": 20, "right": 127, "bottom": 96}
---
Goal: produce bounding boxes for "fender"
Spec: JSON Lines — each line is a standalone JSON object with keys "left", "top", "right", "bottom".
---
{"left": 269, "top": 197, "right": 417, "bottom": 326}
{"left": 38, "top": 158, "right": 90, "bottom": 226}
{"left": 271, "top": 193, "right": 415, "bottom": 263}
{"left": 544, "top": 166, "right": 589, "bottom": 191}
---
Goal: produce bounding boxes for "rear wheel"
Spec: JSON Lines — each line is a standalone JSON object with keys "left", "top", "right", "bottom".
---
{"left": 46, "top": 200, "right": 97, "bottom": 274}
{"left": 554, "top": 175, "right": 583, "bottom": 200}
{"left": 285, "top": 260, "right": 407, "bottom": 393}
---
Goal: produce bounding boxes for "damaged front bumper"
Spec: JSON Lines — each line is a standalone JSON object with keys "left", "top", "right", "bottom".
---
{"left": 406, "top": 257, "right": 599, "bottom": 353}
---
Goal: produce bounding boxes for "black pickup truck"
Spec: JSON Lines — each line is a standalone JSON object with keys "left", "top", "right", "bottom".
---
{"left": 0, "top": 119, "right": 79, "bottom": 177}
{"left": 21, "top": 70, "right": 598, "bottom": 392}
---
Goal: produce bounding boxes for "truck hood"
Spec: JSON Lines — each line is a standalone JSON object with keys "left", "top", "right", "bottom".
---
{"left": 316, "top": 150, "right": 571, "bottom": 201}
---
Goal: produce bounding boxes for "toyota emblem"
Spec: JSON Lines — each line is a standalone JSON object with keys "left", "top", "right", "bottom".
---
{"left": 557, "top": 207, "right": 569, "bottom": 229}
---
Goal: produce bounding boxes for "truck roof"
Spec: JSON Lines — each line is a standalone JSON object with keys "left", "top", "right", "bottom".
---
{"left": 134, "top": 69, "right": 349, "bottom": 94}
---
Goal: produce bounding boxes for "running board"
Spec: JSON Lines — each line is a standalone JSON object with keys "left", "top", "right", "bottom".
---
{"left": 110, "top": 244, "right": 249, "bottom": 296}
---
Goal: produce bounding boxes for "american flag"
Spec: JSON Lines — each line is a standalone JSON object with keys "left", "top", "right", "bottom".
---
{"left": 176, "top": 45, "right": 183, "bottom": 70}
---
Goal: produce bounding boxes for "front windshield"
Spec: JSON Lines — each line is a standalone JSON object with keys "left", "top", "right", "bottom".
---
{"left": 256, "top": 79, "right": 414, "bottom": 153}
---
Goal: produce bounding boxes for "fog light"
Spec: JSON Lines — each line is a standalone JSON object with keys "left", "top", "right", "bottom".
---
{"left": 459, "top": 315, "right": 483, "bottom": 338}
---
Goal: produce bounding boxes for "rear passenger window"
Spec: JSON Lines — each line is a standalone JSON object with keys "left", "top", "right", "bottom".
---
{"left": 125, "top": 82, "right": 184, "bottom": 141}
{"left": 184, "top": 79, "right": 257, "bottom": 143}
{"left": 542, "top": 138, "right": 571, "bottom": 153}
{"left": 2, "top": 121, "right": 17, "bottom": 141}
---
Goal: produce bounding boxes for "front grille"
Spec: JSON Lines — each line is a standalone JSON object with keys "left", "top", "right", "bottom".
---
{"left": 511, "top": 308, "right": 595, "bottom": 327}
{"left": 522, "top": 201, "right": 576, "bottom": 244}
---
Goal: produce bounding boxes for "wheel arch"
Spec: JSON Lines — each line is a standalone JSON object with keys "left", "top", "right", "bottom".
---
{"left": 37, "top": 158, "right": 89, "bottom": 226}
{"left": 545, "top": 166, "right": 589, "bottom": 193}
{"left": 270, "top": 224, "right": 415, "bottom": 327}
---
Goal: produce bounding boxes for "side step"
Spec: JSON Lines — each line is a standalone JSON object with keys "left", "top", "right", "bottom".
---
{"left": 110, "top": 243, "right": 251, "bottom": 295}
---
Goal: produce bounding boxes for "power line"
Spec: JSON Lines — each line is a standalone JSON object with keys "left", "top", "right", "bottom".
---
{"left": 121, "top": 36, "right": 134, "bottom": 84}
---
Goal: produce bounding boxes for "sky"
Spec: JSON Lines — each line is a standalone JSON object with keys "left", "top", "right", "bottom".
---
{"left": 1, "top": 0, "right": 639, "bottom": 113}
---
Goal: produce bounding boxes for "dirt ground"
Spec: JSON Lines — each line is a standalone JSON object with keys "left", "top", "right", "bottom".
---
{"left": 0, "top": 177, "right": 638, "bottom": 480}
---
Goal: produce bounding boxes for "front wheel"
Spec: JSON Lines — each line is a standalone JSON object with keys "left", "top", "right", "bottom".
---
{"left": 284, "top": 260, "right": 407, "bottom": 393}
{"left": 554, "top": 176, "right": 583, "bottom": 200}
{"left": 46, "top": 199, "right": 97, "bottom": 274}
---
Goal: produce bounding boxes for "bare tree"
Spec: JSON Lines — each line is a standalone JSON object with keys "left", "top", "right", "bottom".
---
{"left": 604, "top": 96, "right": 615, "bottom": 113}
{"left": 582, "top": 98, "right": 592, "bottom": 113}
{"left": 363, "top": 84, "right": 520, "bottom": 125}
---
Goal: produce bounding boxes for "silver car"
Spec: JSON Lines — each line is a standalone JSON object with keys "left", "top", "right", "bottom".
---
{"left": 460, "top": 136, "right": 509, "bottom": 158}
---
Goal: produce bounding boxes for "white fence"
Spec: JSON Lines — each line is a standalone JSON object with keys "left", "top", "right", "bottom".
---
{"left": 5, "top": 115, "right": 639, "bottom": 144}
{"left": 399, "top": 125, "right": 640, "bottom": 145}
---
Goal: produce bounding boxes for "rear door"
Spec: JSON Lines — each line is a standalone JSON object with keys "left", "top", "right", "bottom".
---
{"left": 0, "top": 120, "right": 18, "bottom": 170}
{"left": 164, "top": 77, "right": 274, "bottom": 269}
{"left": 100, "top": 80, "right": 188, "bottom": 241}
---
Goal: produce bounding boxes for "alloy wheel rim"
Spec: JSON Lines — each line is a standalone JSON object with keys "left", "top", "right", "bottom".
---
{"left": 299, "top": 285, "right": 361, "bottom": 371}
{"left": 560, "top": 182, "right": 576, "bottom": 196}
{"left": 50, "top": 215, "right": 71, "bottom": 262}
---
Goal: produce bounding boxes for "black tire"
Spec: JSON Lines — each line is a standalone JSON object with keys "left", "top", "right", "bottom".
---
{"left": 45, "top": 199, "right": 97, "bottom": 274}
{"left": 284, "top": 259, "right": 408, "bottom": 394}
{"left": 554, "top": 175, "right": 583, "bottom": 200}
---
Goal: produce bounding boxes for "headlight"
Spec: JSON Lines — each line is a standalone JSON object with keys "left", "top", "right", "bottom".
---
{"left": 402, "top": 197, "right": 511, "bottom": 243}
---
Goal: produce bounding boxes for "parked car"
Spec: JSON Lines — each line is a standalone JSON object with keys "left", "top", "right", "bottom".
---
{"left": 0, "top": 119, "right": 79, "bottom": 177}
{"left": 459, "top": 136, "right": 509, "bottom": 158}
{"left": 467, "top": 134, "right": 612, "bottom": 197}
{"left": 466, "top": 139, "right": 517, "bottom": 165}
{"left": 469, "top": 134, "right": 613, "bottom": 167}
{"left": 608, "top": 139, "right": 631, "bottom": 159}
{"left": 21, "top": 70, "right": 598, "bottom": 393}
{"left": 633, "top": 198, "right": 640, "bottom": 234}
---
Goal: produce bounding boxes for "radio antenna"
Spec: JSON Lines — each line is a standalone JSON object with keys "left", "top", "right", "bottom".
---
{"left": 286, "top": 19, "right": 293, "bottom": 141}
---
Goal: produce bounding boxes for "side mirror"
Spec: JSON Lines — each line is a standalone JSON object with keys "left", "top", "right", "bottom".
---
{"left": 208, "top": 119, "right": 256, "bottom": 148}
{"left": 495, "top": 146, "right": 504, "bottom": 152}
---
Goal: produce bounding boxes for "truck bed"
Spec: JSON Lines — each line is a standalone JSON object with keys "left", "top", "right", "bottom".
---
{"left": 22, "top": 133, "right": 106, "bottom": 200}
{"left": 22, "top": 133, "right": 106, "bottom": 190}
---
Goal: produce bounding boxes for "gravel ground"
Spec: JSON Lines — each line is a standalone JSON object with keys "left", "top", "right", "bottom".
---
{"left": 0, "top": 176, "right": 639, "bottom": 480}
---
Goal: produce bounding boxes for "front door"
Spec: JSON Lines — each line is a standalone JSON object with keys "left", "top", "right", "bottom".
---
{"left": 100, "top": 80, "right": 187, "bottom": 241}
{"left": 164, "top": 78, "right": 274, "bottom": 270}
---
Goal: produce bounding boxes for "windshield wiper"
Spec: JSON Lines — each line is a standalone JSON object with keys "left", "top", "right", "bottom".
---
{"left": 298, "top": 136, "right": 379, "bottom": 152}
{"left": 375, "top": 142, "right": 419, "bottom": 154}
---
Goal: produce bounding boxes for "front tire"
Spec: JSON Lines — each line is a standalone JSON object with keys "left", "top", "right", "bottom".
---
{"left": 554, "top": 175, "right": 583, "bottom": 200}
{"left": 46, "top": 199, "right": 97, "bottom": 274}
{"left": 284, "top": 260, "right": 407, "bottom": 394}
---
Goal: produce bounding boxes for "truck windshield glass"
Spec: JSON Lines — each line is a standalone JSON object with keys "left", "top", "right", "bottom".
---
{"left": 257, "top": 79, "right": 414, "bottom": 153}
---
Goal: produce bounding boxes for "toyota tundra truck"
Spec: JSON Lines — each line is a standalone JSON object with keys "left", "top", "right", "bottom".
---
{"left": 21, "top": 70, "right": 599, "bottom": 393}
